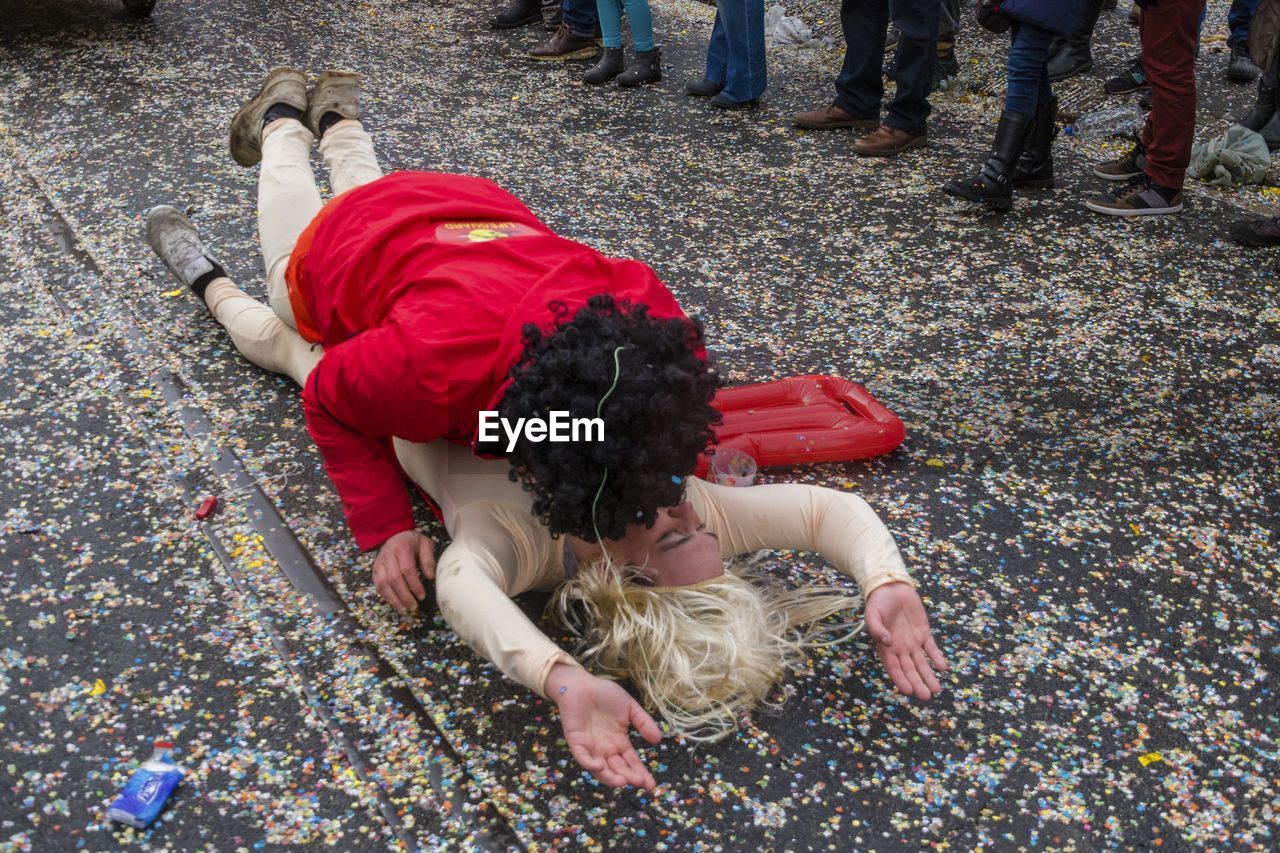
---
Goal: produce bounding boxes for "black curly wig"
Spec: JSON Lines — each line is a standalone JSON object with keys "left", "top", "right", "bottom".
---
{"left": 497, "top": 295, "right": 721, "bottom": 542}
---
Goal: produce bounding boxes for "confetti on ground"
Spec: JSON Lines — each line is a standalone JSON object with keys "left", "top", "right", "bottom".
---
{"left": 0, "top": 0, "right": 1276, "bottom": 850}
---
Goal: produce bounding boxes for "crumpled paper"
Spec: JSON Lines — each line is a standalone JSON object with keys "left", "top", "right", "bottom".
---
{"left": 1189, "top": 125, "right": 1271, "bottom": 187}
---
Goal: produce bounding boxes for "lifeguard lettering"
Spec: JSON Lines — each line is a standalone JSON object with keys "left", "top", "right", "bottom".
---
{"left": 434, "top": 221, "right": 540, "bottom": 243}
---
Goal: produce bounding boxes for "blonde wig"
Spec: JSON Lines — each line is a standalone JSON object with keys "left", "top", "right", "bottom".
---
{"left": 550, "top": 555, "right": 864, "bottom": 741}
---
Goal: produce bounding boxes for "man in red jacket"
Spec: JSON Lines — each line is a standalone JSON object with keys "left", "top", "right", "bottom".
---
{"left": 147, "top": 69, "right": 719, "bottom": 608}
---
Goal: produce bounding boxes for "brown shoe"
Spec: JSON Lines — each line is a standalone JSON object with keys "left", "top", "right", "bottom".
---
{"left": 529, "top": 24, "right": 598, "bottom": 60}
{"left": 853, "top": 124, "right": 927, "bottom": 157}
{"left": 792, "top": 103, "right": 878, "bottom": 130}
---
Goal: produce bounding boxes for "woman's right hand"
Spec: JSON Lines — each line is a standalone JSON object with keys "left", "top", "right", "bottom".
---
{"left": 373, "top": 529, "right": 436, "bottom": 613}
{"left": 545, "top": 663, "right": 662, "bottom": 789}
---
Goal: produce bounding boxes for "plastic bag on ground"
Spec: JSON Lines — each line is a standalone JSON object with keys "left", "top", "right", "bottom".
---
{"left": 1190, "top": 125, "right": 1271, "bottom": 187}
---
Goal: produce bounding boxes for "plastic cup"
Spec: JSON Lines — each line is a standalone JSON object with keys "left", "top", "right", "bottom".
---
{"left": 710, "top": 448, "right": 757, "bottom": 487}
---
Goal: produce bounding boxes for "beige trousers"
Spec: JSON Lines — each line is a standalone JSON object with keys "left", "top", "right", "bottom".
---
{"left": 204, "top": 118, "right": 383, "bottom": 387}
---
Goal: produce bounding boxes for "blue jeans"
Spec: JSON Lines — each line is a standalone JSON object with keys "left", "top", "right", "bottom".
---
{"left": 1229, "top": 0, "right": 1258, "bottom": 45}
{"left": 597, "top": 0, "right": 654, "bottom": 50}
{"left": 836, "top": 0, "right": 939, "bottom": 134}
{"left": 563, "top": 0, "right": 599, "bottom": 38}
{"left": 1005, "top": 22, "right": 1055, "bottom": 117}
{"left": 704, "top": 0, "right": 767, "bottom": 102}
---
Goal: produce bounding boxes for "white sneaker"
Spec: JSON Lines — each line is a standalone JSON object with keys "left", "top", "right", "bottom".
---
{"left": 145, "top": 206, "right": 222, "bottom": 291}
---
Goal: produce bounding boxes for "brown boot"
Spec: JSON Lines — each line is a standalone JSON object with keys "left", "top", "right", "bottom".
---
{"left": 854, "top": 124, "right": 927, "bottom": 157}
{"left": 529, "top": 24, "right": 598, "bottom": 60}
{"left": 792, "top": 103, "right": 878, "bottom": 130}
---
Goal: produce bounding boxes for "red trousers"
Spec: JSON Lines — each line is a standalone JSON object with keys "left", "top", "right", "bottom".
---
{"left": 1139, "top": 0, "right": 1208, "bottom": 190}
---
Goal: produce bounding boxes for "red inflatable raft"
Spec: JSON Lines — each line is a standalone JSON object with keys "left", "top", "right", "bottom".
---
{"left": 695, "top": 375, "right": 905, "bottom": 478}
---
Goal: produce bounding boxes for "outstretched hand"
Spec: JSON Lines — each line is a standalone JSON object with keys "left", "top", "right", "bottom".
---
{"left": 865, "top": 582, "right": 949, "bottom": 700}
{"left": 373, "top": 529, "right": 436, "bottom": 613}
{"left": 546, "top": 663, "right": 661, "bottom": 789}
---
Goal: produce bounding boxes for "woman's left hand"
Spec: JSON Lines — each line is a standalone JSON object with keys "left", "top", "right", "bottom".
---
{"left": 865, "top": 582, "right": 949, "bottom": 700}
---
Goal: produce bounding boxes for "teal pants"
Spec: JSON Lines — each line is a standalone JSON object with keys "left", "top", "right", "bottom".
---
{"left": 596, "top": 0, "right": 655, "bottom": 51}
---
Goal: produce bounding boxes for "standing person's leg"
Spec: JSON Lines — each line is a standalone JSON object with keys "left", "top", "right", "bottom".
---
{"left": 258, "top": 119, "right": 324, "bottom": 327}
{"left": 709, "top": 0, "right": 766, "bottom": 105}
{"left": 1086, "top": 0, "right": 1203, "bottom": 215}
{"left": 1137, "top": 0, "right": 1202, "bottom": 192}
{"left": 942, "top": 22, "right": 1052, "bottom": 210}
{"left": 615, "top": 0, "right": 662, "bottom": 86}
{"left": 833, "top": 0, "right": 888, "bottom": 120}
{"left": 1047, "top": 0, "right": 1104, "bottom": 81}
{"left": 698, "top": 11, "right": 729, "bottom": 91}
{"left": 883, "top": 0, "right": 938, "bottom": 134}
{"left": 933, "top": 0, "right": 961, "bottom": 91}
{"left": 1227, "top": 0, "right": 1261, "bottom": 81}
{"left": 585, "top": 0, "right": 627, "bottom": 83}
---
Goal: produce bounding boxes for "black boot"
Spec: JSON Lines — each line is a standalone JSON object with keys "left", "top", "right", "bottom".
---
{"left": 942, "top": 111, "right": 1034, "bottom": 211}
{"left": 1047, "top": 0, "right": 1104, "bottom": 81}
{"left": 1012, "top": 94, "right": 1058, "bottom": 188}
{"left": 1239, "top": 63, "right": 1277, "bottom": 131}
{"left": 617, "top": 47, "right": 661, "bottom": 86}
{"left": 490, "top": 0, "right": 542, "bottom": 29}
{"left": 583, "top": 47, "right": 624, "bottom": 84}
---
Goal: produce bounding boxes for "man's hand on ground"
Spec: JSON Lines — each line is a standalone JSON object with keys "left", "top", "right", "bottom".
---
{"left": 373, "top": 529, "right": 436, "bottom": 613}
{"left": 545, "top": 663, "right": 661, "bottom": 790}
{"left": 866, "top": 581, "right": 950, "bottom": 700}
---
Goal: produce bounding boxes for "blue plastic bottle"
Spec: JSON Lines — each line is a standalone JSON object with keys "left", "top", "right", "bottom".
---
{"left": 107, "top": 740, "right": 183, "bottom": 829}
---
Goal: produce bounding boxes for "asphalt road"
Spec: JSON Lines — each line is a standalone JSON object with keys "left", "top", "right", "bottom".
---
{"left": 0, "top": 0, "right": 1276, "bottom": 850}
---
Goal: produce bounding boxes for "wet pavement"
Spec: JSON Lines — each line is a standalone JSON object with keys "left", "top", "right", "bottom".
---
{"left": 0, "top": 0, "right": 1276, "bottom": 850}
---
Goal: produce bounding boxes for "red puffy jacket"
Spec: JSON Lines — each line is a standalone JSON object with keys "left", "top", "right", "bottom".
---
{"left": 290, "top": 171, "right": 688, "bottom": 551}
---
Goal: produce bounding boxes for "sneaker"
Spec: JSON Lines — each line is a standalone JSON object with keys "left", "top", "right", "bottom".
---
{"left": 228, "top": 68, "right": 308, "bottom": 167}
{"left": 1228, "top": 41, "right": 1262, "bottom": 83}
{"left": 529, "top": 23, "right": 597, "bottom": 60}
{"left": 305, "top": 69, "right": 360, "bottom": 138}
{"left": 1092, "top": 141, "right": 1148, "bottom": 181}
{"left": 1104, "top": 56, "right": 1148, "bottom": 95}
{"left": 1229, "top": 214, "right": 1280, "bottom": 247}
{"left": 931, "top": 42, "right": 959, "bottom": 93}
{"left": 145, "top": 206, "right": 223, "bottom": 292}
{"left": 1085, "top": 175, "right": 1183, "bottom": 216}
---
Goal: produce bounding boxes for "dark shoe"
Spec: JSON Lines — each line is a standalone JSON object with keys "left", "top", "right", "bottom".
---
{"left": 1229, "top": 215, "right": 1280, "bottom": 247}
{"left": 1260, "top": 109, "right": 1280, "bottom": 149}
{"left": 1104, "top": 56, "right": 1148, "bottom": 95}
{"left": 491, "top": 0, "right": 542, "bottom": 29}
{"left": 792, "top": 102, "right": 878, "bottom": 130}
{"left": 305, "top": 69, "right": 361, "bottom": 138}
{"left": 529, "top": 24, "right": 597, "bottom": 60}
{"left": 1092, "top": 140, "right": 1148, "bottom": 180}
{"left": 583, "top": 47, "right": 623, "bottom": 84}
{"left": 709, "top": 93, "right": 758, "bottom": 109}
{"left": 229, "top": 68, "right": 308, "bottom": 167}
{"left": 686, "top": 77, "right": 724, "bottom": 97}
{"left": 942, "top": 111, "right": 1033, "bottom": 211}
{"left": 1012, "top": 94, "right": 1058, "bottom": 188}
{"left": 1228, "top": 41, "right": 1262, "bottom": 83}
{"left": 854, "top": 124, "right": 927, "bottom": 156}
{"left": 1138, "top": 89, "right": 1152, "bottom": 111}
{"left": 1047, "top": 41, "right": 1093, "bottom": 81}
{"left": 1239, "top": 78, "right": 1277, "bottom": 131}
{"left": 1085, "top": 175, "right": 1183, "bottom": 216}
{"left": 930, "top": 42, "right": 960, "bottom": 93}
{"left": 145, "top": 206, "right": 223, "bottom": 293}
{"left": 617, "top": 47, "right": 661, "bottom": 86}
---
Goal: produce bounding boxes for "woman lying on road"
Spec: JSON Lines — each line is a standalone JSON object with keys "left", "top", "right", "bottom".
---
{"left": 144, "top": 68, "right": 949, "bottom": 788}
